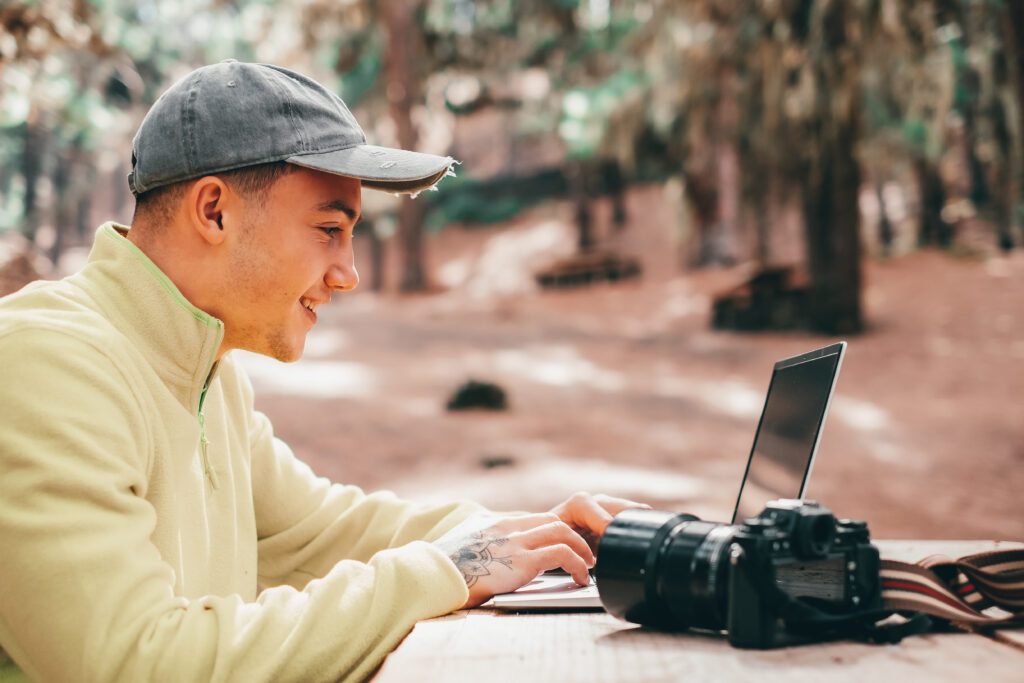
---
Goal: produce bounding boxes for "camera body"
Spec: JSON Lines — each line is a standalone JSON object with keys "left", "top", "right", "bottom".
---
{"left": 594, "top": 499, "right": 882, "bottom": 648}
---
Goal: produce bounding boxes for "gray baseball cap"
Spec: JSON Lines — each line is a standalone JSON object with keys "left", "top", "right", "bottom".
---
{"left": 128, "top": 60, "right": 456, "bottom": 196}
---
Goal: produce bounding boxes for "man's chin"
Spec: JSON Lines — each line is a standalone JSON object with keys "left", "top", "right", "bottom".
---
{"left": 224, "top": 329, "right": 306, "bottom": 363}
{"left": 251, "top": 338, "right": 305, "bottom": 363}
{"left": 272, "top": 346, "right": 304, "bottom": 363}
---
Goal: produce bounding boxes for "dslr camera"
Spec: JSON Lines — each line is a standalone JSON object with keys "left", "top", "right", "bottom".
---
{"left": 594, "top": 499, "right": 882, "bottom": 648}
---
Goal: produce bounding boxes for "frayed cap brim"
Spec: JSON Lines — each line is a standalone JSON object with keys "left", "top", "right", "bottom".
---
{"left": 287, "top": 145, "right": 457, "bottom": 196}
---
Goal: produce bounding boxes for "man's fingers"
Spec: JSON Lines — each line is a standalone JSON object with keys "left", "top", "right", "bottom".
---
{"left": 592, "top": 493, "right": 652, "bottom": 517}
{"left": 517, "top": 521, "right": 596, "bottom": 566}
{"left": 578, "top": 496, "right": 617, "bottom": 534}
{"left": 559, "top": 492, "right": 615, "bottom": 535}
{"left": 554, "top": 492, "right": 652, "bottom": 536}
{"left": 498, "top": 512, "right": 561, "bottom": 533}
{"left": 531, "top": 544, "right": 592, "bottom": 586}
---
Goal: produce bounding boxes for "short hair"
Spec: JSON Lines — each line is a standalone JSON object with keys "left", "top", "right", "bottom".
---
{"left": 132, "top": 161, "right": 297, "bottom": 227}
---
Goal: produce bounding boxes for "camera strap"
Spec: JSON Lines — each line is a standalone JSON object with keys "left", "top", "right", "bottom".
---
{"left": 879, "top": 548, "right": 1024, "bottom": 627}
{"left": 784, "top": 604, "right": 935, "bottom": 644}
{"left": 758, "top": 548, "right": 1024, "bottom": 646}
{"left": 755, "top": 579, "right": 934, "bottom": 645}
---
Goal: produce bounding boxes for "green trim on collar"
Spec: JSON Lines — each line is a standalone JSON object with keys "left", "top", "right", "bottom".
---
{"left": 100, "top": 223, "right": 222, "bottom": 331}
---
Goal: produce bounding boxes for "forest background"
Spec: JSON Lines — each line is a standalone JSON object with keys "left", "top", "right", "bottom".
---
{"left": 1, "top": 0, "right": 1023, "bottom": 540}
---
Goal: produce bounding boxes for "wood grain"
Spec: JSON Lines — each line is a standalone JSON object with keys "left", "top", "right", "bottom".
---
{"left": 374, "top": 541, "right": 1024, "bottom": 682}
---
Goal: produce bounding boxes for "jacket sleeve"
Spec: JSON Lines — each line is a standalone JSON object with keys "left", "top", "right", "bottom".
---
{"left": 249, "top": 411, "right": 486, "bottom": 589}
{"left": 0, "top": 330, "right": 474, "bottom": 683}
{"left": 213, "top": 354, "right": 487, "bottom": 589}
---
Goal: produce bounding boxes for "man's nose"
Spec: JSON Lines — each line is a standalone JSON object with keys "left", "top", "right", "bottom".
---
{"left": 325, "top": 254, "right": 359, "bottom": 291}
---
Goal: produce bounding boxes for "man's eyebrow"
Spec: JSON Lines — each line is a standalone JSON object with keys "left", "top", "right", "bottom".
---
{"left": 312, "top": 199, "right": 360, "bottom": 222}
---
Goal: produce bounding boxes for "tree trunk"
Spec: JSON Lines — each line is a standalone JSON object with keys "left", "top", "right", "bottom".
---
{"left": 682, "top": 133, "right": 720, "bottom": 267}
{"left": 361, "top": 219, "right": 384, "bottom": 292}
{"left": 0, "top": 145, "right": 14, "bottom": 206}
{"left": 51, "top": 147, "right": 71, "bottom": 264}
{"left": 76, "top": 194, "right": 90, "bottom": 240}
{"left": 1010, "top": 3, "right": 1024, "bottom": 145}
{"left": 803, "top": 0, "right": 864, "bottom": 335}
{"left": 601, "top": 160, "right": 627, "bottom": 231}
{"left": 746, "top": 153, "right": 772, "bottom": 264}
{"left": 569, "top": 162, "right": 595, "bottom": 252}
{"left": 1001, "top": 2, "right": 1024, "bottom": 247}
{"left": 916, "top": 157, "right": 949, "bottom": 247}
{"left": 20, "top": 120, "right": 45, "bottom": 243}
{"left": 951, "top": 11, "right": 991, "bottom": 211}
{"left": 876, "top": 181, "right": 893, "bottom": 256}
{"left": 384, "top": 0, "right": 428, "bottom": 292}
{"left": 713, "top": 64, "right": 740, "bottom": 265}
{"left": 397, "top": 199, "right": 427, "bottom": 291}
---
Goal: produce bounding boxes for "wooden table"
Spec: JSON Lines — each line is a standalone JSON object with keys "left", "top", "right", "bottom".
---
{"left": 374, "top": 541, "right": 1024, "bottom": 682}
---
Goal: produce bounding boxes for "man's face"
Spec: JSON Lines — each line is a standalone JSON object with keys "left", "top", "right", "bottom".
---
{"left": 219, "top": 167, "right": 361, "bottom": 362}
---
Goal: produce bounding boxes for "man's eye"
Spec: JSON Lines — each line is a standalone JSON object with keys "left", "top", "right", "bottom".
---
{"left": 319, "top": 227, "right": 341, "bottom": 237}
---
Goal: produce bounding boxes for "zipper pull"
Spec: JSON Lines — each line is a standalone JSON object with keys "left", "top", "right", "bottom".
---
{"left": 198, "top": 411, "right": 219, "bottom": 490}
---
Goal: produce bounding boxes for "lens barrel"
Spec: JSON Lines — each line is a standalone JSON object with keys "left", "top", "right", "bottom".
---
{"left": 659, "top": 523, "right": 735, "bottom": 630}
{"left": 595, "top": 509, "right": 733, "bottom": 631}
{"left": 595, "top": 509, "right": 691, "bottom": 626}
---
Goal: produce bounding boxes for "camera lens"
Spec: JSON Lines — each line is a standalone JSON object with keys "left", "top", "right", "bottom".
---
{"left": 595, "top": 509, "right": 695, "bottom": 627}
{"left": 658, "top": 522, "right": 735, "bottom": 631}
{"left": 596, "top": 510, "right": 734, "bottom": 631}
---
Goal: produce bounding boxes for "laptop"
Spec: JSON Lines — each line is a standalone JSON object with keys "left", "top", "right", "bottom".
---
{"left": 483, "top": 342, "right": 847, "bottom": 609}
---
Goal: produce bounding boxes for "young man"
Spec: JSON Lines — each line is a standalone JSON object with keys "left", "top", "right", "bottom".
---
{"left": 0, "top": 61, "right": 641, "bottom": 682}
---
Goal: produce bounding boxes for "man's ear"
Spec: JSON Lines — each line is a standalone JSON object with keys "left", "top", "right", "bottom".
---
{"left": 187, "top": 176, "right": 232, "bottom": 246}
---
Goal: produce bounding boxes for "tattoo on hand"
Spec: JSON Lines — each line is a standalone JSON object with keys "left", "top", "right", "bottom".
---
{"left": 449, "top": 533, "right": 513, "bottom": 588}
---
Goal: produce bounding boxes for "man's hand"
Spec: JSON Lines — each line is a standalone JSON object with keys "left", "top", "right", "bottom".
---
{"left": 433, "top": 512, "right": 595, "bottom": 607}
{"left": 549, "top": 492, "right": 651, "bottom": 554}
{"left": 434, "top": 493, "right": 649, "bottom": 608}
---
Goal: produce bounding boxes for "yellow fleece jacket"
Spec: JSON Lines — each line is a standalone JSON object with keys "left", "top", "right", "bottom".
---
{"left": 0, "top": 223, "right": 478, "bottom": 682}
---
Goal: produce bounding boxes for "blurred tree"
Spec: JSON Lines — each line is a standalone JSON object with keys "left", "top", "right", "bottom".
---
{"left": 1007, "top": 0, "right": 1024, "bottom": 246}
{"left": 606, "top": 0, "right": 1021, "bottom": 331}
{"left": 272, "top": 0, "right": 1024, "bottom": 304}
{"left": 799, "top": 0, "right": 864, "bottom": 334}
{"left": 3, "top": 0, "right": 1021, "bottom": 304}
{"left": 384, "top": 0, "right": 431, "bottom": 292}
{"left": 616, "top": 0, "right": 868, "bottom": 332}
{"left": 1, "top": 0, "right": 112, "bottom": 249}
{"left": 0, "top": 0, "right": 284, "bottom": 263}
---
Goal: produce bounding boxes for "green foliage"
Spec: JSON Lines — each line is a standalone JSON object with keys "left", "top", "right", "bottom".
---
{"left": 424, "top": 172, "right": 532, "bottom": 230}
{"left": 0, "top": 173, "right": 25, "bottom": 233}
{"left": 1, "top": 0, "right": 1019, "bottom": 258}
{"left": 948, "top": 40, "right": 973, "bottom": 114}
{"left": 0, "top": 0, "right": 312, "bottom": 240}
{"left": 427, "top": 191, "right": 526, "bottom": 230}
{"left": 0, "top": 77, "right": 31, "bottom": 128}
{"left": 864, "top": 93, "right": 897, "bottom": 130}
{"left": 560, "top": 69, "right": 646, "bottom": 158}
{"left": 335, "top": 38, "right": 381, "bottom": 107}
{"left": 901, "top": 120, "right": 930, "bottom": 155}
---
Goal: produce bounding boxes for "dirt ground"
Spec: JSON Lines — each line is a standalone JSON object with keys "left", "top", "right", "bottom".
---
{"left": 238, "top": 184, "right": 1024, "bottom": 542}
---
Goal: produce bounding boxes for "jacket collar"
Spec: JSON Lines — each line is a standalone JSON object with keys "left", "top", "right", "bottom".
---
{"left": 79, "top": 223, "right": 224, "bottom": 415}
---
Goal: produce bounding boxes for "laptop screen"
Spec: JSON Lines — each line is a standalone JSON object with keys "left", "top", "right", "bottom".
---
{"left": 730, "top": 342, "right": 846, "bottom": 524}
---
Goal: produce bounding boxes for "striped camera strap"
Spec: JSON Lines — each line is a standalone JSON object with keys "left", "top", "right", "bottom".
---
{"left": 880, "top": 548, "right": 1024, "bottom": 626}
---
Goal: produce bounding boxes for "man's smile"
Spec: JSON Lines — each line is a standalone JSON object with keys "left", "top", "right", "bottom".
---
{"left": 300, "top": 296, "right": 322, "bottom": 323}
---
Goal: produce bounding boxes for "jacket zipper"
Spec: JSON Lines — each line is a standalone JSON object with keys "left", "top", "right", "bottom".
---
{"left": 198, "top": 386, "right": 219, "bottom": 490}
